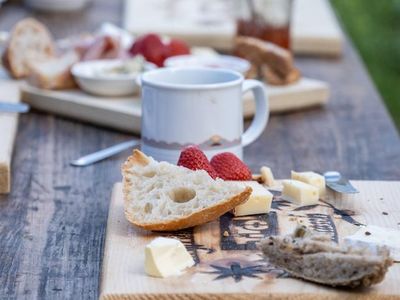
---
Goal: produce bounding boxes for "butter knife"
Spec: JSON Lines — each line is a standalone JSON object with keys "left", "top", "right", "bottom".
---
{"left": 70, "top": 139, "right": 139, "bottom": 167}
{"left": 0, "top": 102, "right": 30, "bottom": 113}
{"left": 324, "top": 171, "right": 359, "bottom": 194}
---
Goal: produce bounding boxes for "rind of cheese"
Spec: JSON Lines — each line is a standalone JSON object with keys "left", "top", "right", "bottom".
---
{"left": 282, "top": 179, "right": 319, "bottom": 205}
{"left": 291, "top": 171, "right": 326, "bottom": 199}
{"left": 145, "top": 237, "right": 194, "bottom": 277}
{"left": 232, "top": 181, "right": 273, "bottom": 216}
{"left": 260, "top": 166, "right": 275, "bottom": 187}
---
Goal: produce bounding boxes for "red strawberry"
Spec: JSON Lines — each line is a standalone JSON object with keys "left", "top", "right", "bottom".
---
{"left": 129, "top": 33, "right": 167, "bottom": 67}
{"left": 177, "top": 145, "right": 218, "bottom": 179}
{"left": 166, "top": 38, "right": 191, "bottom": 57}
{"left": 210, "top": 152, "right": 252, "bottom": 181}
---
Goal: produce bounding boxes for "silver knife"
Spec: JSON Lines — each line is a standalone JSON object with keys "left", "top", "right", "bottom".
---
{"left": 70, "top": 139, "right": 140, "bottom": 167}
{"left": 324, "top": 171, "right": 359, "bottom": 194}
{"left": 0, "top": 102, "right": 30, "bottom": 113}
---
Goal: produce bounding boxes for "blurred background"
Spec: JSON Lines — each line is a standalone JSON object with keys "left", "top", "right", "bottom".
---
{"left": 332, "top": 0, "right": 400, "bottom": 129}
{"left": 0, "top": 0, "right": 399, "bottom": 130}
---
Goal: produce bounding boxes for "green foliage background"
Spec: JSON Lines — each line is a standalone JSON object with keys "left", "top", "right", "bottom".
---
{"left": 332, "top": 0, "right": 400, "bottom": 129}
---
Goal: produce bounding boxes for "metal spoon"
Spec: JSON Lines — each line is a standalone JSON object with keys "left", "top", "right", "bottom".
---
{"left": 70, "top": 139, "right": 139, "bottom": 167}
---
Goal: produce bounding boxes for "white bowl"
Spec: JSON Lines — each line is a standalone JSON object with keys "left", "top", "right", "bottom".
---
{"left": 71, "top": 59, "right": 156, "bottom": 97}
{"left": 164, "top": 55, "right": 251, "bottom": 75}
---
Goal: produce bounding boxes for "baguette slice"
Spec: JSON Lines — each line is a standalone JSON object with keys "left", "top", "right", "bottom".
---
{"left": 27, "top": 51, "right": 79, "bottom": 90}
{"left": 122, "top": 150, "right": 252, "bottom": 231}
{"left": 261, "top": 226, "right": 393, "bottom": 288}
{"left": 235, "top": 36, "right": 294, "bottom": 78}
{"left": 2, "top": 18, "right": 55, "bottom": 78}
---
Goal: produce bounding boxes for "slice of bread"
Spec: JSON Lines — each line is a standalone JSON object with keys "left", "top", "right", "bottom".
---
{"left": 235, "top": 36, "right": 294, "bottom": 78}
{"left": 261, "top": 226, "right": 393, "bottom": 288}
{"left": 27, "top": 51, "right": 79, "bottom": 90}
{"left": 2, "top": 18, "right": 55, "bottom": 78}
{"left": 122, "top": 150, "right": 252, "bottom": 231}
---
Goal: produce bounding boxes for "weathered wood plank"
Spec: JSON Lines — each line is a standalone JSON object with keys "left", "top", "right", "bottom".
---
{"left": 0, "top": 79, "right": 20, "bottom": 193}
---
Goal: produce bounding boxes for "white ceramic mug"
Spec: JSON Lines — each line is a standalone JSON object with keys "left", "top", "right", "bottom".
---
{"left": 140, "top": 67, "right": 269, "bottom": 163}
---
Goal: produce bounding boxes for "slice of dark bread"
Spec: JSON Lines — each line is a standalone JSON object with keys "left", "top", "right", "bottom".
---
{"left": 260, "top": 226, "right": 393, "bottom": 288}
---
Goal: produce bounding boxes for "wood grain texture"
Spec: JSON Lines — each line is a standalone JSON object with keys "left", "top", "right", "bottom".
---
{"left": 0, "top": 78, "right": 20, "bottom": 193}
{"left": 0, "top": 0, "right": 399, "bottom": 299}
{"left": 101, "top": 182, "right": 400, "bottom": 300}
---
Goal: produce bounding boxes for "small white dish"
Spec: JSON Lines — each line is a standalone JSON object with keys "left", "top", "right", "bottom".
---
{"left": 164, "top": 55, "right": 251, "bottom": 75}
{"left": 71, "top": 59, "right": 156, "bottom": 97}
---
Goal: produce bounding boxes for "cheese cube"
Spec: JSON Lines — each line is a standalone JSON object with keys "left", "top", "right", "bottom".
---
{"left": 232, "top": 181, "right": 273, "bottom": 216}
{"left": 260, "top": 166, "right": 275, "bottom": 187}
{"left": 291, "top": 171, "right": 326, "bottom": 199}
{"left": 282, "top": 179, "right": 319, "bottom": 205}
{"left": 145, "top": 237, "right": 194, "bottom": 278}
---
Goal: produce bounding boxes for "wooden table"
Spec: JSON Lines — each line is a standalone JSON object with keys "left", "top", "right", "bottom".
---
{"left": 0, "top": 1, "right": 399, "bottom": 299}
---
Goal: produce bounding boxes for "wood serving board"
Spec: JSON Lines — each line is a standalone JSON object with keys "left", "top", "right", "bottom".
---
{"left": 100, "top": 181, "right": 400, "bottom": 299}
{"left": 21, "top": 78, "right": 329, "bottom": 134}
{"left": 123, "top": 0, "right": 343, "bottom": 56}
{"left": 0, "top": 77, "right": 20, "bottom": 193}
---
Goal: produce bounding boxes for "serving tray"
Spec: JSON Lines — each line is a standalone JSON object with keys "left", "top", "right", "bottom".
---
{"left": 21, "top": 78, "right": 329, "bottom": 134}
{"left": 100, "top": 181, "right": 400, "bottom": 299}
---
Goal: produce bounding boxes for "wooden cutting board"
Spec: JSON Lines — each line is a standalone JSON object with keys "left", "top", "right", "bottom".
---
{"left": 21, "top": 78, "right": 329, "bottom": 134}
{"left": 100, "top": 181, "right": 400, "bottom": 299}
{"left": 0, "top": 77, "right": 20, "bottom": 193}
{"left": 123, "top": 0, "right": 343, "bottom": 56}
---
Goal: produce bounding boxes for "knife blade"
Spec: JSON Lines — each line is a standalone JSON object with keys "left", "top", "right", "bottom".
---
{"left": 324, "top": 171, "right": 359, "bottom": 194}
{"left": 70, "top": 139, "right": 140, "bottom": 167}
{"left": 0, "top": 102, "right": 30, "bottom": 113}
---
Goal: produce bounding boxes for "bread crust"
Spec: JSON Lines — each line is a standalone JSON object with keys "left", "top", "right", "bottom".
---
{"left": 26, "top": 51, "right": 79, "bottom": 90}
{"left": 261, "top": 226, "right": 393, "bottom": 288}
{"left": 3, "top": 18, "right": 55, "bottom": 78}
{"left": 262, "top": 66, "right": 301, "bottom": 86}
{"left": 235, "top": 36, "right": 294, "bottom": 78}
{"left": 122, "top": 150, "right": 252, "bottom": 231}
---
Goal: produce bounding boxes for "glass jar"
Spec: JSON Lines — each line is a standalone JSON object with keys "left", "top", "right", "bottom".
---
{"left": 236, "top": 0, "right": 293, "bottom": 50}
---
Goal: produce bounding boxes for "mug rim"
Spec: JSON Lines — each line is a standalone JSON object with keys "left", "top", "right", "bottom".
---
{"left": 141, "top": 67, "right": 244, "bottom": 90}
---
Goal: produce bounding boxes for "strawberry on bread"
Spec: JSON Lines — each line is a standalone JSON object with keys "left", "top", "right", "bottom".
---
{"left": 177, "top": 145, "right": 218, "bottom": 179}
{"left": 122, "top": 150, "right": 251, "bottom": 231}
{"left": 211, "top": 152, "right": 252, "bottom": 181}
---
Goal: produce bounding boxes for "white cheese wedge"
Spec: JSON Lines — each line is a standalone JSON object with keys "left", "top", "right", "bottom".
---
{"left": 232, "top": 181, "right": 273, "bottom": 216}
{"left": 260, "top": 166, "right": 275, "bottom": 187}
{"left": 282, "top": 179, "right": 319, "bottom": 205}
{"left": 345, "top": 225, "right": 400, "bottom": 261}
{"left": 144, "top": 237, "right": 194, "bottom": 278}
{"left": 291, "top": 171, "right": 326, "bottom": 199}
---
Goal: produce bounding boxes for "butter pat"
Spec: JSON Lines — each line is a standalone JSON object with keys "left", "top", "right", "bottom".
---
{"left": 282, "top": 180, "right": 319, "bottom": 205}
{"left": 233, "top": 181, "right": 273, "bottom": 216}
{"left": 260, "top": 166, "right": 275, "bottom": 187}
{"left": 291, "top": 171, "right": 326, "bottom": 198}
{"left": 345, "top": 225, "right": 400, "bottom": 261}
{"left": 145, "top": 237, "right": 194, "bottom": 278}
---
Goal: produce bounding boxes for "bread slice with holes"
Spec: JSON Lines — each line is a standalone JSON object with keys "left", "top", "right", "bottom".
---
{"left": 122, "top": 150, "right": 252, "bottom": 231}
{"left": 2, "top": 18, "right": 55, "bottom": 78}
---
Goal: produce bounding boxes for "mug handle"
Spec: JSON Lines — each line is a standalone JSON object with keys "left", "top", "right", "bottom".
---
{"left": 241, "top": 79, "right": 269, "bottom": 147}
